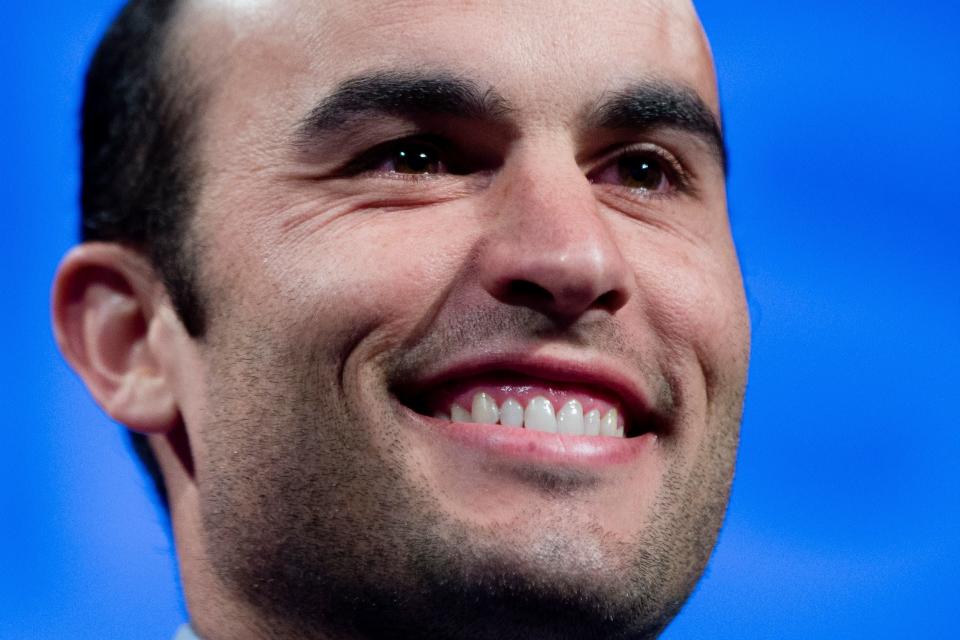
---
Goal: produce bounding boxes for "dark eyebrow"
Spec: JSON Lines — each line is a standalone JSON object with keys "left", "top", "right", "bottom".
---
{"left": 293, "top": 70, "right": 510, "bottom": 147}
{"left": 589, "top": 81, "right": 728, "bottom": 173}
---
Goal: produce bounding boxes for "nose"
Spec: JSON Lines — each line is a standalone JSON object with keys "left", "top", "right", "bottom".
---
{"left": 478, "top": 155, "right": 633, "bottom": 325}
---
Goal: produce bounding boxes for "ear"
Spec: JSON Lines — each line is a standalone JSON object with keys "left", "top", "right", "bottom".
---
{"left": 52, "top": 243, "right": 181, "bottom": 433}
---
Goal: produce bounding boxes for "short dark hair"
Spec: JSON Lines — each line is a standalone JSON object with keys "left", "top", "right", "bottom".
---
{"left": 81, "top": 0, "right": 205, "bottom": 511}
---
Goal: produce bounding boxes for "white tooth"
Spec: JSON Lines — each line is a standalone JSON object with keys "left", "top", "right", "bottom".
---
{"left": 600, "top": 408, "right": 619, "bottom": 437}
{"left": 524, "top": 396, "right": 557, "bottom": 433}
{"left": 500, "top": 398, "right": 524, "bottom": 427}
{"left": 584, "top": 409, "right": 601, "bottom": 436}
{"left": 434, "top": 410, "right": 451, "bottom": 422}
{"left": 556, "top": 399, "right": 584, "bottom": 435}
{"left": 471, "top": 392, "right": 499, "bottom": 424}
{"left": 451, "top": 403, "right": 472, "bottom": 423}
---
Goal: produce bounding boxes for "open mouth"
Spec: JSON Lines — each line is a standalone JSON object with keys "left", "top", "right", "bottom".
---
{"left": 395, "top": 368, "right": 656, "bottom": 440}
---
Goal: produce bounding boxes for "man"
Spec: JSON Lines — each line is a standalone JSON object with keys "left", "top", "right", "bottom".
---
{"left": 52, "top": 0, "right": 750, "bottom": 637}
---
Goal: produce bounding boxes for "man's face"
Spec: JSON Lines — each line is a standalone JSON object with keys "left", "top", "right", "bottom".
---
{"left": 170, "top": 0, "right": 750, "bottom": 637}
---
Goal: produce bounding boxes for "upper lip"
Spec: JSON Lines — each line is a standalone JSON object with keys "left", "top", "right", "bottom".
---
{"left": 392, "top": 349, "right": 663, "bottom": 435}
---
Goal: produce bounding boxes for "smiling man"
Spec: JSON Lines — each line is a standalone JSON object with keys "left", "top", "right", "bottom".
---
{"left": 52, "top": 0, "right": 750, "bottom": 638}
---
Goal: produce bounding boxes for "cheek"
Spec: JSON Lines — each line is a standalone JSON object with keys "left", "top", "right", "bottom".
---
{"left": 217, "top": 204, "right": 476, "bottom": 338}
{"left": 630, "top": 232, "right": 750, "bottom": 389}
{"left": 668, "top": 256, "right": 747, "bottom": 351}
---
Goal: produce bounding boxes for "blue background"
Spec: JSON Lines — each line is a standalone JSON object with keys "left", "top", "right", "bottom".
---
{"left": 5, "top": 2, "right": 958, "bottom": 638}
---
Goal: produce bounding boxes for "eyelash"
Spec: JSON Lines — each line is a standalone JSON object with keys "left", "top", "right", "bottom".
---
{"left": 341, "top": 135, "right": 691, "bottom": 196}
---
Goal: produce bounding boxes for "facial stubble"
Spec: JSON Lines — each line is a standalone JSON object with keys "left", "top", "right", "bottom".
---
{"left": 196, "top": 308, "right": 743, "bottom": 640}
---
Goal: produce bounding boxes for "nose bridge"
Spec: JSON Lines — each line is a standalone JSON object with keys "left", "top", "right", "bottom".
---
{"left": 477, "top": 146, "right": 633, "bottom": 322}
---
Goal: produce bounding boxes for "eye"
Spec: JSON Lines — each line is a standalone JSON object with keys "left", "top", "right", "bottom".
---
{"left": 589, "top": 146, "right": 686, "bottom": 194}
{"left": 385, "top": 142, "right": 442, "bottom": 174}
{"left": 337, "top": 134, "right": 496, "bottom": 182}
{"left": 361, "top": 138, "right": 451, "bottom": 176}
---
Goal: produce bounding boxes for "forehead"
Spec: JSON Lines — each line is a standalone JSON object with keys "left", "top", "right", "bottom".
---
{"left": 176, "top": 0, "right": 719, "bottom": 120}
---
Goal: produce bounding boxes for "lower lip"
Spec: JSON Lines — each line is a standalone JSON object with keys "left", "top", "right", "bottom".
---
{"left": 403, "top": 406, "right": 658, "bottom": 467}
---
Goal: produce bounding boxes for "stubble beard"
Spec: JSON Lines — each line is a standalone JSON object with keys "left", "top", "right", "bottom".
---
{"left": 195, "top": 308, "right": 743, "bottom": 640}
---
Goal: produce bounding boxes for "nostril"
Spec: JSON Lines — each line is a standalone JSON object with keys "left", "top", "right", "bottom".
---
{"left": 504, "top": 279, "right": 555, "bottom": 307}
{"left": 498, "top": 278, "right": 626, "bottom": 321}
{"left": 594, "top": 289, "right": 627, "bottom": 313}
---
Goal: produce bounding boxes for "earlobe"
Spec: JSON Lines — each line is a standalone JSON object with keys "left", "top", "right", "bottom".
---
{"left": 52, "top": 243, "right": 181, "bottom": 434}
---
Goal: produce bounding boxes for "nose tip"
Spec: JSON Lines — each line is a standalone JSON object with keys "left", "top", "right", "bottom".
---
{"left": 483, "top": 242, "right": 630, "bottom": 323}
{"left": 478, "top": 171, "right": 633, "bottom": 325}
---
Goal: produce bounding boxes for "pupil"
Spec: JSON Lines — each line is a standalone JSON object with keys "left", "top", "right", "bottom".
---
{"left": 619, "top": 155, "right": 663, "bottom": 190}
{"left": 397, "top": 147, "right": 437, "bottom": 174}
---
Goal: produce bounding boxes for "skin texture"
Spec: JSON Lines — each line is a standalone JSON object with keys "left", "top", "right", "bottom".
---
{"left": 53, "top": 1, "right": 750, "bottom": 638}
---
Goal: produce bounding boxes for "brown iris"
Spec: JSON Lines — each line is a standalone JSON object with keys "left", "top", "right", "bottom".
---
{"left": 617, "top": 153, "right": 666, "bottom": 190}
{"left": 392, "top": 144, "right": 441, "bottom": 174}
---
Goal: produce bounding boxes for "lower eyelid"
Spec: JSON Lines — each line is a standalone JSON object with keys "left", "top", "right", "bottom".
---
{"left": 592, "top": 185, "right": 678, "bottom": 213}
{"left": 363, "top": 169, "right": 447, "bottom": 181}
{"left": 351, "top": 172, "right": 495, "bottom": 197}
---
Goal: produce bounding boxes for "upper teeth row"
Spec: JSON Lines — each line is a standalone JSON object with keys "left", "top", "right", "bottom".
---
{"left": 435, "top": 392, "right": 624, "bottom": 438}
